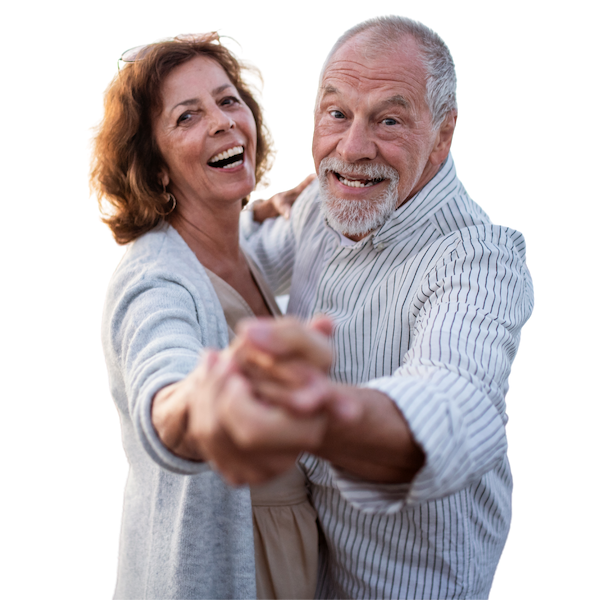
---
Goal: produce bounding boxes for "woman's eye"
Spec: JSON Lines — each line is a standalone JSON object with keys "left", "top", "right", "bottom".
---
{"left": 177, "top": 112, "right": 192, "bottom": 125}
{"left": 221, "top": 96, "right": 240, "bottom": 106}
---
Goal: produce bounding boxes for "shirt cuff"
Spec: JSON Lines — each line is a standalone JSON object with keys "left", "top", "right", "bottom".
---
{"left": 330, "top": 465, "right": 412, "bottom": 514}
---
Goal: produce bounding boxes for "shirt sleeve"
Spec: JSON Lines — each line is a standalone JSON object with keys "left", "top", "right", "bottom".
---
{"left": 104, "top": 267, "right": 221, "bottom": 476}
{"left": 332, "top": 226, "right": 534, "bottom": 513}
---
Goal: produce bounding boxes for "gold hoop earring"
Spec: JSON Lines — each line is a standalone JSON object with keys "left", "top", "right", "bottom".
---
{"left": 158, "top": 187, "right": 177, "bottom": 217}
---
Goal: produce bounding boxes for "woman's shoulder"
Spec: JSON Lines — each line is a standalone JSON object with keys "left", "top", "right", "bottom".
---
{"left": 102, "top": 226, "right": 227, "bottom": 350}
{"left": 115, "top": 224, "right": 191, "bottom": 276}
{"left": 104, "top": 224, "right": 227, "bottom": 342}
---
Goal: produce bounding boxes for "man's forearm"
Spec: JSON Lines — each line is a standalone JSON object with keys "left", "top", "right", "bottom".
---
{"left": 315, "top": 387, "right": 425, "bottom": 484}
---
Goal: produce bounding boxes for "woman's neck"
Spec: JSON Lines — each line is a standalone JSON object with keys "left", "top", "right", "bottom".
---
{"left": 169, "top": 199, "right": 245, "bottom": 279}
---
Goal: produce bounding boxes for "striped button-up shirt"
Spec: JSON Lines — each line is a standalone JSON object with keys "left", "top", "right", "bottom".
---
{"left": 242, "top": 155, "right": 534, "bottom": 599}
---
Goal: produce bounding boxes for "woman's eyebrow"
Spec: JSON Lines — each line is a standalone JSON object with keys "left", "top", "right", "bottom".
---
{"left": 169, "top": 85, "right": 235, "bottom": 114}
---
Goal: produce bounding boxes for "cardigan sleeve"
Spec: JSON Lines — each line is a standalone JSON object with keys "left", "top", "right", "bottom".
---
{"left": 329, "top": 226, "right": 534, "bottom": 513}
{"left": 103, "top": 261, "right": 223, "bottom": 476}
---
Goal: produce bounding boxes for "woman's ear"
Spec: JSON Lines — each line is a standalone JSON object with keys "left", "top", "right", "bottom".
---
{"left": 159, "top": 171, "right": 170, "bottom": 189}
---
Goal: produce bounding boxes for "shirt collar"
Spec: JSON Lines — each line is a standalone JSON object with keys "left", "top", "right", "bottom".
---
{"left": 372, "top": 153, "right": 459, "bottom": 246}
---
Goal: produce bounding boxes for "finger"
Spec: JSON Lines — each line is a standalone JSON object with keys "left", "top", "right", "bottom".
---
{"left": 250, "top": 375, "right": 332, "bottom": 414}
{"left": 308, "top": 315, "right": 334, "bottom": 338}
{"left": 280, "top": 174, "right": 317, "bottom": 205}
{"left": 219, "top": 375, "right": 327, "bottom": 451}
{"left": 241, "top": 352, "right": 324, "bottom": 388}
{"left": 296, "top": 171, "right": 317, "bottom": 192}
{"left": 196, "top": 348, "right": 221, "bottom": 377}
{"left": 237, "top": 317, "right": 333, "bottom": 370}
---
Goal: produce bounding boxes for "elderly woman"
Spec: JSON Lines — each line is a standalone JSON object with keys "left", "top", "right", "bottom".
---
{"left": 91, "top": 34, "right": 322, "bottom": 599}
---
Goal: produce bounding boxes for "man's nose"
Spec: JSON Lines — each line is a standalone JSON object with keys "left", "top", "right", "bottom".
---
{"left": 337, "top": 120, "right": 376, "bottom": 163}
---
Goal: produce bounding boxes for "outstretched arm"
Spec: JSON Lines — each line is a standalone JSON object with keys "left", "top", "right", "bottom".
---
{"left": 151, "top": 317, "right": 357, "bottom": 485}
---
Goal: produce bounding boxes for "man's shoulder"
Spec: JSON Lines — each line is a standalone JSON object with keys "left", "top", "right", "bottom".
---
{"left": 290, "top": 178, "right": 323, "bottom": 231}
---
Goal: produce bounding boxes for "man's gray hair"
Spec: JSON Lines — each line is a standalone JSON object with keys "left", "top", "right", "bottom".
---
{"left": 321, "top": 16, "right": 457, "bottom": 129}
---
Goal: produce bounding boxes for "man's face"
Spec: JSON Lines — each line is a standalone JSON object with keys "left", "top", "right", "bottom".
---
{"left": 312, "top": 35, "right": 443, "bottom": 239}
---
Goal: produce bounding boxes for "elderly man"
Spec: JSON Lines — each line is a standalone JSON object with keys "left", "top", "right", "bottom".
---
{"left": 243, "top": 15, "right": 533, "bottom": 597}
{"left": 155, "top": 16, "right": 533, "bottom": 599}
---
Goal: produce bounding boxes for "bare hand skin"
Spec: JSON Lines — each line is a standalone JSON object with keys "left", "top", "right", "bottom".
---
{"left": 152, "top": 344, "right": 333, "bottom": 485}
{"left": 252, "top": 174, "right": 316, "bottom": 222}
{"left": 231, "top": 318, "right": 425, "bottom": 483}
{"left": 152, "top": 316, "right": 424, "bottom": 485}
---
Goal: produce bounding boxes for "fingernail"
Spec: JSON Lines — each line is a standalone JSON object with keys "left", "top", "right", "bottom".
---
{"left": 243, "top": 322, "right": 270, "bottom": 341}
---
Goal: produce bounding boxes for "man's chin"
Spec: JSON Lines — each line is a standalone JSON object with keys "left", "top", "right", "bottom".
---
{"left": 318, "top": 177, "right": 398, "bottom": 237}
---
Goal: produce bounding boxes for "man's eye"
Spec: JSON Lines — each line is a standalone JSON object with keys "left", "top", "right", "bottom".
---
{"left": 382, "top": 118, "right": 398, "bottom": 126}
{"left": 330, "top": 110, "right": 345, "bottom": 119}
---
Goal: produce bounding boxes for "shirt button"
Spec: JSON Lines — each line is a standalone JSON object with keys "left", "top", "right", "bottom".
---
{"left": 375, "top": 243, "right": 385, "bottom": 252}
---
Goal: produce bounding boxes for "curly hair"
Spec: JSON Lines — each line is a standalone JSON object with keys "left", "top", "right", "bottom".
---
{"left": 90, "top": 34, "right": 274, "bottom": 245}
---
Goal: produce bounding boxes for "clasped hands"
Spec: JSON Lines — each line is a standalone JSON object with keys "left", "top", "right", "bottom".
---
{"left": 152, "top": 316, "right": 360, "bottom": 485}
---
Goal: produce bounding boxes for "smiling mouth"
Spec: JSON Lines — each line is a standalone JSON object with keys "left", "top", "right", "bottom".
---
{"left": 334, "top": 172, "right": 385, "bottom": 188}
{"left": 208, "top": 145, "right": 244, "bottom": 169}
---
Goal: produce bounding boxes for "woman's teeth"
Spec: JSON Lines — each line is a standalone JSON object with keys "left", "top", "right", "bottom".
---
{"left": 222, "top": 160, "right": 242, "bottom": 169}
{"left": 209, "top": 145, "right": 244, "bottom": 164}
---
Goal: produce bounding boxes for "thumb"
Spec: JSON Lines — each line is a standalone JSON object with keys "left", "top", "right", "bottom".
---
{"left": 308, "top": 314, "right": 334, "bottom": 338}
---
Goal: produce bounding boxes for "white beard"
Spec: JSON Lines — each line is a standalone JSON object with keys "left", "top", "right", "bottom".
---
{"left": 318, "top": 158, "right": 400, "bottom": 237}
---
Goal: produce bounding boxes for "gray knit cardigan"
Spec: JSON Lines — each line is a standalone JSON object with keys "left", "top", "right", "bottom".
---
{"left": 102, "top": 223, "right": 256, "bottom": 599}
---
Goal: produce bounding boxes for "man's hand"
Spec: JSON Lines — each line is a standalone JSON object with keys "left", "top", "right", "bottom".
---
{"left": 151, "top": 319, "right": 339, "bottom": 485}
{"left": 252, "top": 174, "right": 316, "bottom": 222}
{"left": 232, "top": 317, "right": 425, "bottom": 484}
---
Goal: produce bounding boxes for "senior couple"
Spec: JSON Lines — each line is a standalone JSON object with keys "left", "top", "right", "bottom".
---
{"left": 94, "top": 15, "right": 533, "bottom": 600}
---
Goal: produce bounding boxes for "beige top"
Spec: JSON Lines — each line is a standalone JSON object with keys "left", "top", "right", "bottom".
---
{"left": 205, "top": 254, "right": 318, "bottom": 600}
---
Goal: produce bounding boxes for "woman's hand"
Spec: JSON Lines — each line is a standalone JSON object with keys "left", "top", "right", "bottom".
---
{"left": 251, "top": 174, "right": 316, "bottom": 222}
{"left": 231, "top": 317, "right": 359, "bottom": 420}
{"left": 151, "top": 334, "right": 335, "bottom": 485}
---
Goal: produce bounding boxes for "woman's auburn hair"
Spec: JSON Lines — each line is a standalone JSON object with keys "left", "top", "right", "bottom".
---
{"left": 90, "top": 36, "right": 274, "bottom": 245}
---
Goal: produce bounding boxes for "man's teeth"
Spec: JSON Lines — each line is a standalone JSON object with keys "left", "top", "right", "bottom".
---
{"left": 209, "top": 145, "right": 244, "bottom": 163}
{"left": 338, "top": 175, "right": 379, "bottom": 188}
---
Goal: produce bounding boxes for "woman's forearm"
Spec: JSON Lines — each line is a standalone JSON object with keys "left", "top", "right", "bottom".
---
{"left": 152, "top": 380, "right": 206, "bottom": 462}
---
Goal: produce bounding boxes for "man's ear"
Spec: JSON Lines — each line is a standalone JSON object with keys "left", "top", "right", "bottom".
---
{"left": 429, "top": 110, "right": 457, "bottom": 167}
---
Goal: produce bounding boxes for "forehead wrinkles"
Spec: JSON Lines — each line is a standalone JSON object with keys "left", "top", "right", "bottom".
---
{"left": 322, "top": 58, "right": 427, "bottom": 105}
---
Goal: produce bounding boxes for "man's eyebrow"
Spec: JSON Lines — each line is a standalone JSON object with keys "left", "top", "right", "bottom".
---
{"left": 382, "top": 94, "right": 411, "bottom": 109}
{"left": 323, "top": 84, "right": 411, "bottom": 109}
{"left": 321, "top": 85, "right": 339, "bottom": 97}
{"left": 170, "top": 84, "right": 235, "bottom": 113}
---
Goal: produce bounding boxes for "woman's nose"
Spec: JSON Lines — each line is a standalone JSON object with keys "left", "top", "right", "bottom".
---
{"left": 209, "top": 108, "right": 235, "bottom": 135}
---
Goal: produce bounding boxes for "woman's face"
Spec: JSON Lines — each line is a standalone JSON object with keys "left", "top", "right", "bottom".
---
{"left": 153, "top": 55, "right": 257, "bottom": 210}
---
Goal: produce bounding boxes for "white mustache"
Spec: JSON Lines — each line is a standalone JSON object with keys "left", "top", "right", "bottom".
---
{"left": 319, "top": 157, "right": 399, "bottom": 183}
